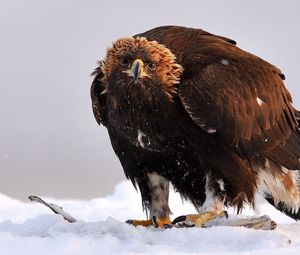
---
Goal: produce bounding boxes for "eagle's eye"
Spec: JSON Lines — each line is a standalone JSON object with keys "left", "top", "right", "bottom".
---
{"left": 147, "top": 62, "right": 156, "bottom": 71}
{"left": 119, "top": 57, "right": 130, "bottom": 67}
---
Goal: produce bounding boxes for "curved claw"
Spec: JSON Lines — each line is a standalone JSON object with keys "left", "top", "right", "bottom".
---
{"left": 172, "top": 215, "right": 195, "bottom": 228}
{"left": 224, "top": 210, "right": 229, "bottom": 218}
{"left": 171, "top": 215, "right": 187, "bottom": 225}
{"left": 125, "top": 219, "right": 134, "bottom": 224}
{"left": 172, "top": 211, "right": 228, "bottom": 228}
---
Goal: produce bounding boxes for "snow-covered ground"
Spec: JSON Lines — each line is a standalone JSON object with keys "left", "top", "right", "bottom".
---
{"left": 0, "top": 181, "right": 300, "bottom": 255}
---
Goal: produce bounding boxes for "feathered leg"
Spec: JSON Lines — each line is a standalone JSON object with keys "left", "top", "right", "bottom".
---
{"left": 172, "top": 173, "right": 227, "bottom": 227}
{"left": 173, "top": 173, "right": 277, "bottom": 230}
{"left": 127, "top": 172, "right": 171, "bottom": 228}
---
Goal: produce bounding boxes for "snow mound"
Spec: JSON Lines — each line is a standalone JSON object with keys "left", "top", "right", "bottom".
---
{"left": 0, "top": 181, "right": 300, "bottom": 255}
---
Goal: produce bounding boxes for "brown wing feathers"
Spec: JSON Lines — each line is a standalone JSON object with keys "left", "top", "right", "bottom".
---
{"left": 138, "top": 26, "right": 300, "bottom": 169}
{"left": 180, "top": 55, "right": 299, "bottom": 169}
{"left": 91, "top": 65, "right": 107, "bottom": 125}
{"left": 93, "top": 26, "right": 300, "bottom": 170}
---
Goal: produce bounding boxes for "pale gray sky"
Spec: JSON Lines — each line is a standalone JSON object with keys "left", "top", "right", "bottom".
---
{"left": 1, "top": 0, "right": 299, "bottom": 200}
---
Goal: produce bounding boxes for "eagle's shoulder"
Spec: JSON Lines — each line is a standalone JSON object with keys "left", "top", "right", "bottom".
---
{"left": 134, "top": 25, "right": 236, "bottom": 64}
{"left": 135, "top": 26, "right": 299, "bottom": 168}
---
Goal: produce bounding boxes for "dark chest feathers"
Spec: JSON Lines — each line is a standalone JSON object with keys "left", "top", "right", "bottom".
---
{"left": 106, "top": 88, "right": 191, "bottom": 151}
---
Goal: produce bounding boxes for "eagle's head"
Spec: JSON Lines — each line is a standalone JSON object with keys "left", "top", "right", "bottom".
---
{"left": 101, "top": 37, "right": 183, "bottom": 100}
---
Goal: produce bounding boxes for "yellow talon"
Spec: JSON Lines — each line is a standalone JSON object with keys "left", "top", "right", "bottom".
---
{"left": 126, "top": 219, "right": 153, "bottom": 227}
{"left": 126, "top": 215, "right": 171, "bottom": 228}
{"left": 173, "top": 211, "right": 228, "bottom": 227}
{"left": 193, "top": 212, "right": 225, "bottom": 227}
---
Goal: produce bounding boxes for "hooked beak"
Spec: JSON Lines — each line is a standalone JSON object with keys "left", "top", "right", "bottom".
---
{"left": 130, "top": 59, "right": 145, "bottom": 81}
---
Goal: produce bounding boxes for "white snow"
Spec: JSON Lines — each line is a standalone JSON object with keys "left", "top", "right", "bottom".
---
{"left": 1, "top": 181, "right": 300, "bottom": 255}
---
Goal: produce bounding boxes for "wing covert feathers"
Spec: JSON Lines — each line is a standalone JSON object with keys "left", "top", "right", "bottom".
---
{"left": 138, "top": 25, "right": 300, "bottom": 169}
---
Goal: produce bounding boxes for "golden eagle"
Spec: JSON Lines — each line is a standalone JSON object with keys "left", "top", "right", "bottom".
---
{"left": 91, "top": 26, "right": 300, "bottom": 228}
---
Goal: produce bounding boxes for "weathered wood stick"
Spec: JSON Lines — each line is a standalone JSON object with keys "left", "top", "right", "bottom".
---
{"left": 28, "top": 195, "right": 77, "bottom": 223}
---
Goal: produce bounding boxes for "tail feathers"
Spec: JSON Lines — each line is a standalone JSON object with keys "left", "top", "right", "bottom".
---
{"left": 262, "top": 109, "right": 300, "bottom": 220}
{"left": 265, "top": 194, "right": 300, "bottom": 220}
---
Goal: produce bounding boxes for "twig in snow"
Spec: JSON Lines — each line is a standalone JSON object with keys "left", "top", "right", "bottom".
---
{"left": 28, "top": 195, "right": 77, "bottom": 223}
